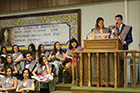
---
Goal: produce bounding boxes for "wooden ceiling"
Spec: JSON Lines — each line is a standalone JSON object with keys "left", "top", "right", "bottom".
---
{"left": 0, "top": 0, "right": 112, "bottom": 13}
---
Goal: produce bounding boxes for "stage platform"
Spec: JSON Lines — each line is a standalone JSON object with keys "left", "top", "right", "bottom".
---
{"left": 55, "top": 83, "right": 140, "bottom": 93}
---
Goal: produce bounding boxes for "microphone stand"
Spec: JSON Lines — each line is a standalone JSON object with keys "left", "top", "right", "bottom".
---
{"left": 86, "top": 28, "right": 94, "bottom": 39}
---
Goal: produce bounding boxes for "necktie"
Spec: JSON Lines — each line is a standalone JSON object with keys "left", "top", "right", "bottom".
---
{"left": 116, "top": 25, "right": 120, "bottom": 34}
{"left": 118, "top": 25, "right": 121, "bottom": 32}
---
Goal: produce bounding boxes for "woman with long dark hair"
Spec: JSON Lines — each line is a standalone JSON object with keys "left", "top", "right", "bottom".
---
{"left": 64, "top": 38, "right": 82, "bottom": 83}
{"left": 88, "top": 17, "right": 110, "bottom": 84}
{"left": 0, "top": 67, "right": 17, "bottom": 92}
{"left": 28, "top": 43, "right": 38, "bottom": 62}
{"left": 49, "top": 42, "right": 65, "bottom": 62}
{"left": 0, "top": 46, "right": 8, "bottom": 58}
{"left": 49, "top": 41, "right": 65, "bottom": 83}
{"left": 38, "top": 44, "right": 49, "bottom": 58}
{"left": 32, "top": 55, "right": 54, "bottom": 92}
{"left": 2, "top": 55, "right": 18, "bottom": 75}
{"left": 11, "top": 45, "right": 23, "bottom": 63}
{"left": 16, "top": 68, "right": 34, "bottom": 92}
{"left": 92, "top": 17, "right": 110, "bottom": 39}
{"left": 32, "top": 55, "right": 52, "bottom": 79}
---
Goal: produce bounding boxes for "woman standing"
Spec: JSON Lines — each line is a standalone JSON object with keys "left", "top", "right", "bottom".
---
{"left": 90, "top": 17, "right": 112, "bottom": 84}
{"left": 92, "top": 17, "right": 110, "bottom": 39}
{"left": 0, "top": 67, "right": 17, "bottom": 92}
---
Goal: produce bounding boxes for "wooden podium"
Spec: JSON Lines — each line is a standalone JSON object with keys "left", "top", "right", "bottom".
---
{"left": 84, "top": 38, "right": 122, "bottom": 51}
{"left": 82, "top": 38, "right": 122, "bottom": 86}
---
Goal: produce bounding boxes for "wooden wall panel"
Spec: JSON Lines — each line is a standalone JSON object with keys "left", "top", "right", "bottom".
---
{"left": 0, "top": 0, "right": 12, "bottom": 12}
{"left": 0, "top": 0, "right": 112, "bottom": 13}
{"left": 29, "top": 0, "right": 39, "bottom": 9}
{"left": 21, "top": 0, "right": 29, "bottom": 10}
{"left": 38, "top": 0, "right": 48, "bottom": 8}
{"left": 11, "top": 0, "right": 20, "bottom": 11}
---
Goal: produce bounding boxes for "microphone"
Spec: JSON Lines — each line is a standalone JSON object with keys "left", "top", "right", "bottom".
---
{"left": 86, "top": 28, "right": 95, "bottom": 39}
{"left": 112, "top": 23, "right": 118, "bottom": 29}
{"left": 91, "top": 28, "right": 94, "bottom": 32}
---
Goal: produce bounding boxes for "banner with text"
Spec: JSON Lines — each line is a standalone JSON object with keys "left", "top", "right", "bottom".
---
{"left": 0, "top": 9, "right": 81, "bottom": 50}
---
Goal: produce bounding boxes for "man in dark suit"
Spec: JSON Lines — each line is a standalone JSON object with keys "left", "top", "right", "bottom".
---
{"left": 109, "top": 14, "right": 133, "bottom": 50}
{"left": 109, "top": 14, "right": 133, "bottom": 87}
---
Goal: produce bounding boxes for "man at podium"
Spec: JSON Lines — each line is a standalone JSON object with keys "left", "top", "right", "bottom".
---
{"left": 109, "top": 14, "right": 133, "bottom": 50}
{"left": 109, "top": 14, "right": 133, "bottom": 87}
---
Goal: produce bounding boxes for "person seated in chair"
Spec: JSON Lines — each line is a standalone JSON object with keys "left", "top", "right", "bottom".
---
{"left": 1, "top": 55, "right": 18, "bottom": 75}
{"left": 64, "top": 38, "right": 82, "bottom": 83}
{"left": 16, "top": 68, "right": 34, "bottom": 92}
{"left": 0, "top": 67, "right": 17, "bottom": 92}
{"left": 19, "top": 52, "right": 37, "bottom": 75}
{"left": 48, "top": 41, "right": 65, "bottom": 83}
{"left": 32, "top": 55, "right": 54, "bottom": 93}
